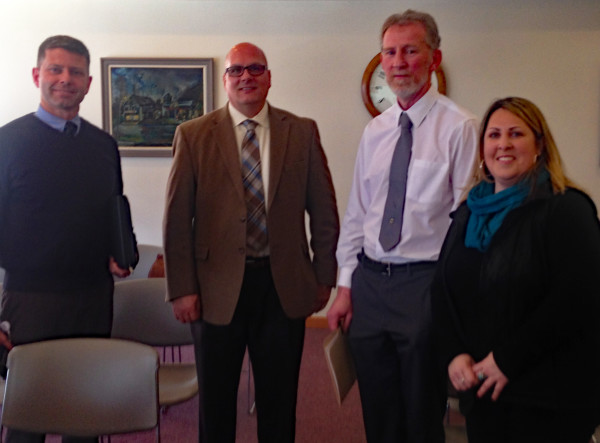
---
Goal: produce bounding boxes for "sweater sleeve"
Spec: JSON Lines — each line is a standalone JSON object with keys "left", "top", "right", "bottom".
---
{"left": 493, "top": 190, "right": 600, "bottom": 379}
{"left": 431, "top": 206, "right": 471, "bottom": 367}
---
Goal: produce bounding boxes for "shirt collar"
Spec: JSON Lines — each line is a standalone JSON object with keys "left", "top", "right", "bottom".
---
{"left": 393, "top": 87, "right": 439, "bottom": 129}
{"left": 228, "top": 102, "right": 270, "bottom": 129}
{"left": 35, "top": 105, "right": 81, "bottom": 133}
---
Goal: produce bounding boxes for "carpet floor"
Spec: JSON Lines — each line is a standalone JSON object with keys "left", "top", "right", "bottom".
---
{"left": 44, "top": 327, "right": 467, "bottom": 442}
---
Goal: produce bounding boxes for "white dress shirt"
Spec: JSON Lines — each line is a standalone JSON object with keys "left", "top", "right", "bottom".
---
{"left": 228, "top": 102, "right": 271, "bottom": 208}
{"left": 336, "top": 87, "right": 478, "bottom": 288}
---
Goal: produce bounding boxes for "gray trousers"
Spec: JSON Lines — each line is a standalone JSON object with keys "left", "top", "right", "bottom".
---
{"left": 348, "top": 258, "right": 446, "bottom": 443}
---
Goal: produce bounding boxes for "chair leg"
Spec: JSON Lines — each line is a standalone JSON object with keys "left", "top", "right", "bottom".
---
{"left": 156, "top": 408, "right": 161, "bottom": 443}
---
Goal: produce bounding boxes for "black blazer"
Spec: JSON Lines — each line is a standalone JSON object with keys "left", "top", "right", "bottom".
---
{"left": 432, "top": 186, "right": 600, "bottom": 411}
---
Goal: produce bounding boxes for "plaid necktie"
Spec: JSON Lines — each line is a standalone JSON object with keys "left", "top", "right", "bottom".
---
{"left": 241, "top": 119, "right": 268, "bottom": 255}
{"left": 379, "top": 112, "right": 413, "bottom": 251}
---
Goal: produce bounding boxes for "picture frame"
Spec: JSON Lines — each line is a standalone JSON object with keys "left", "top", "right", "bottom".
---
{"left": 101, "top": 58, "right": 214, "bottom": 157}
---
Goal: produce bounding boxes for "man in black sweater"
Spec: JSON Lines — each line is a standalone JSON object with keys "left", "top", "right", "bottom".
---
{"left": 0, "top": 35, "right": 130, "bottom": 443}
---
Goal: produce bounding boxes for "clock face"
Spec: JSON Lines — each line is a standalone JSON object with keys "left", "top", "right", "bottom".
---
{"left": 361, "top": 53, "right": 446, "bottom": 117}
{"left": 368, "top": 64, "right": 396, "bottom": 114}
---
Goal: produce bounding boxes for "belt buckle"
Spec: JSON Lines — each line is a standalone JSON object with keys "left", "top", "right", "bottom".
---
{"left": 384, "top": 262, "right": 391, "bottom": 277}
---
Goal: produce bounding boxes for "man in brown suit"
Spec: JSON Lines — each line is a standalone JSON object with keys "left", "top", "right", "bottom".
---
{"left": 163, "top": 42, "right": 339, "bottom": 443}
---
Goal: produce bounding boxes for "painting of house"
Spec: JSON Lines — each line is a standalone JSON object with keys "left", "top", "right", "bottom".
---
{"left": 102, "top": 58, "right": 213, "bottom": 155}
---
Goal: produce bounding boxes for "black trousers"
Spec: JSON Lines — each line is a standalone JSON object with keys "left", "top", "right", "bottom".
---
{"left": 0, "top": 280, "right": 113, "bottom": 443}
{"left": 192, "top": 263, "right": 305, "bottom": 443}
{"left": 465, "top": 394, "right": 599, "bottom": 443}
{"left": 348, "top": 259, "right": 446, "bottom": 443}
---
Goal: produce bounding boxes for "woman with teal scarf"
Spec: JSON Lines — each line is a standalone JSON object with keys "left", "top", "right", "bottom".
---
{"left": 431, "top": 97, "right": 600, "bottom": 442}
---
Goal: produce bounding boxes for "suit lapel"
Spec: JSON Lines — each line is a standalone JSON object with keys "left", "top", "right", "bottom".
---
{"left": 212, "top": 108, "right": 245, "bottom": 202}
{"left": 267, "top": 108, "right": 290, "bottom": 208}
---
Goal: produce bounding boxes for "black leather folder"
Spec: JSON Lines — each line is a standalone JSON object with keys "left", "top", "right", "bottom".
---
{"left": 110, "top": 194, "right": 139, "bottom": 270}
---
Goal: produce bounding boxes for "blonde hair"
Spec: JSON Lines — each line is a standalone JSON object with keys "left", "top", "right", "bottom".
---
{"left": 469, "top": 97, "right": 578, "bottom": 197}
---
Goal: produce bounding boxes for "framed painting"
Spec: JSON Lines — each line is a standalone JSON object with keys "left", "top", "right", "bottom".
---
{"left": 101, "top": 58, "right": 214, "bottom": 157}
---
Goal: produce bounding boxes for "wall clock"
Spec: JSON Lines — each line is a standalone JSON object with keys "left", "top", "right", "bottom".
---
{"left": 361, "top": 53, "right": 447, "bottom": 117}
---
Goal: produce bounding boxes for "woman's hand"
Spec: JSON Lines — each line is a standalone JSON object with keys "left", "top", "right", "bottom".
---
{"left": 472, "top": 352, "right": 509, "bottom": 401}
{"left": 448, "top": 353, "right": 478, "bottom": 391}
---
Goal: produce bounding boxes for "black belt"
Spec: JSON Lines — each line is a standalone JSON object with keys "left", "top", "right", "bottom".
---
{"left": 245, "top": 256, "right": 270, "bottom": 269}
{"left": 358, "top": 252, "right": 435, "bottom": 276}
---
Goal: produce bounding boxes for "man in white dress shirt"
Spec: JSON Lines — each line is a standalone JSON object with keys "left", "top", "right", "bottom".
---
{"left": 327, "top": 10, "right": 478, "bottom": 443}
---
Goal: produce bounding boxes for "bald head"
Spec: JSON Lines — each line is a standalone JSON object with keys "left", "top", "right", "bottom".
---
{"left": 223, "top": 42, "right": 271, "bottom": 117}
{"left": 225, "top": 42, "right": 268, "bottom": 67}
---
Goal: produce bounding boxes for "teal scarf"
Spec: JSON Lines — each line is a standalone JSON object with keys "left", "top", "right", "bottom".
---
{"left": 465, "top": 170, "right": 549, "bottom": 251}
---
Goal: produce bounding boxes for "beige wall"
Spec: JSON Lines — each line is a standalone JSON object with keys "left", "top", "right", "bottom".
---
{"left": 2, "top": 0, "right": 599, "bottom": 249}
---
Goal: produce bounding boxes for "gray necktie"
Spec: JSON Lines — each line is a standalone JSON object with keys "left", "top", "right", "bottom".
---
{"left": 379, "top": 112, "right": 413, "bottom": 252}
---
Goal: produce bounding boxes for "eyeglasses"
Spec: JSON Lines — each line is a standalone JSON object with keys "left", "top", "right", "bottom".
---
{"left": 224, "top": 64, "right": 267, "bottom": 77}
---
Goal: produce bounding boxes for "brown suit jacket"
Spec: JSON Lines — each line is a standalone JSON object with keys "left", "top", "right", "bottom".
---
{"left": 163, "top": 104, "right": 339, "bottom": 325}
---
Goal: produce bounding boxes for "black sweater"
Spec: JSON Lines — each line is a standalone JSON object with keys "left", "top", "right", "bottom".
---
{"left": 432, "top": 185, "right": 600, "bottom": 411}
{"left": 0, "top": 114, "right": 123, "bottom": 291}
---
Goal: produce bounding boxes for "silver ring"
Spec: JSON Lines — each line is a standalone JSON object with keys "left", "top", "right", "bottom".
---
{"left": 460, "top": 377, "right": 465, "bottom": 384}
{"left": 477, "top": 372, "right": 486, "bottom": 381}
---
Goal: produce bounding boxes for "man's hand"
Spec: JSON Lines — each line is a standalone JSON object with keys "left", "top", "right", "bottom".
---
{"left": 312, "top": 285, "right": 332, "bottom": 313}
{"left": 109, "top": 257, "right": 131, "bottom": 278}
{"left": 0, "top": 330, "right": 12, "bottom": 351}
{"left": 171, "top": 294, "right": 201, "bottom": 323}
{"left": 326, "top": 286, "right": 353, "bottom": 332}
{"left": 0, "top": 331, "right": 12, "bottom": 351}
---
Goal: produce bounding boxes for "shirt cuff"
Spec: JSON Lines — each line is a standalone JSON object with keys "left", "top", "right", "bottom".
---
{"left": 336, "top": 266, "right": 356, "bottom": 288}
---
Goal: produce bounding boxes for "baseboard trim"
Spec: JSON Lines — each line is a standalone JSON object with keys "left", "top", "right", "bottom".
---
{"left": 306, "top": 316, "right": 328, "bottom": 328}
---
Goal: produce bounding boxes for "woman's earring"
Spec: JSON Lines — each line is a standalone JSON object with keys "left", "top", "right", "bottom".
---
{"left": 480, "top": 160, "right": 493, "bottom": 181}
